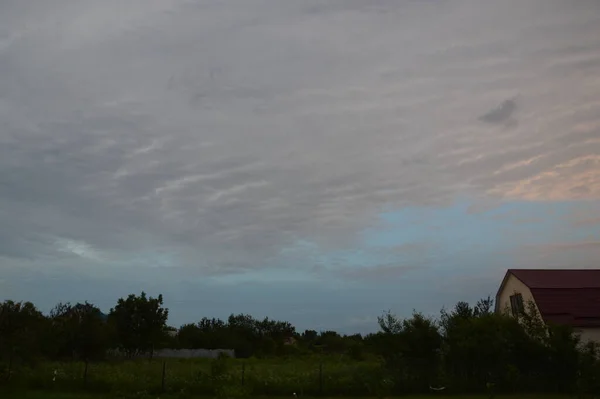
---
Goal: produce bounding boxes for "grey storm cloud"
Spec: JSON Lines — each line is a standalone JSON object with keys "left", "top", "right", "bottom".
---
{"left": 479, "top": 99, "right": 517, "bottom": 124}
{"left": 1, "top": 0, "right": 600, "bottom": 328}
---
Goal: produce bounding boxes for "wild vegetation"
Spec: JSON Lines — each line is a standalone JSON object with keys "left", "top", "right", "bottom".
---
{"left": 1, "top": 293, "right": 599, "bottom": 398}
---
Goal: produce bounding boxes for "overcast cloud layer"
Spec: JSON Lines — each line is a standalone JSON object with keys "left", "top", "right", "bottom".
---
{"left": 1, "top": 0, "right": 600, "bottom": 331}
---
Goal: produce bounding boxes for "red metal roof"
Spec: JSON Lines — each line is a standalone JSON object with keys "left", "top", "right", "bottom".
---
{"left": 507, "top": 269, "right": 600, "bottom": 328}
{"left": 509, "top": 269, "right": 600, "bottom": 289}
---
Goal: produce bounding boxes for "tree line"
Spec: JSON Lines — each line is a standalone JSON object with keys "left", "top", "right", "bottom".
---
{"left": 1, "top": 292, "right": 600, "bottom": 394}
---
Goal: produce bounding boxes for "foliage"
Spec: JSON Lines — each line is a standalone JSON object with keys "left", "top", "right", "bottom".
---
{"left": 176, "top": 314, "right": 295, "bottom": 358}
{"left": 49, "top": 302, "right": 111, "bottom": 361}
{"left": 108, "top": 292, "right": 169, "bottom": 358}
{"left": 1, "top": 293, "right": 600, "bottom": 397}
{"left": 376, "top": 311, "right": 442, "bottom": 392}
{"left": 0, "top": 300, "right": 47, "bottom": 365}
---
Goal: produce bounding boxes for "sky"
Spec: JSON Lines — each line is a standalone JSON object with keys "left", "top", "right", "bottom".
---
{"left": 1, "top": 0, "right": 600, "bottom": 334}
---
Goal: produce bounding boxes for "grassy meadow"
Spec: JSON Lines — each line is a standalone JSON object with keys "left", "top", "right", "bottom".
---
{"left": 1, "top": 355, "right": 591, "bottom": 399}
{"left": 2, "top": 356, "right": 385, "bottom": 397}
{"left": 0, "top": 392, "right": 581, "bottom": 399}
{"left": 3, "top": 392, "right": 573, "bottom": 399}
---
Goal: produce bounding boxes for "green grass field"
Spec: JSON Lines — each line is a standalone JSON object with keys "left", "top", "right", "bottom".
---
{"left": 4, "top": 356, "right": 381, "bottom": 396}
{"left": 2, "top": 356, "right": 385, "bottom": 397}
{"left": 0, "top": 357, "right": 585, "bottom": 399}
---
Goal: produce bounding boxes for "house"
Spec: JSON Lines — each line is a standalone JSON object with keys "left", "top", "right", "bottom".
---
{"left": 495, "top": 269, "right": 600, "bottom": 344}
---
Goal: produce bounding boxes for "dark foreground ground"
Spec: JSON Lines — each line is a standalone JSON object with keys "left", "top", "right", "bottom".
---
{"left": 1, "top": 393, "right": 581, "bottom": 399}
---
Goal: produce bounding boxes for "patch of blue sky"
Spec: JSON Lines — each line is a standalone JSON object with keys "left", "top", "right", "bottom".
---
{"left": 211, "top": 199, "right": 599, "bottom": 286}
{"left": 364, "top": 199, "right": 599, "bottom": 251}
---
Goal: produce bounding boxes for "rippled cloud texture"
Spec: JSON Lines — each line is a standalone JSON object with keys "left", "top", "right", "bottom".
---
{"left": 1, "top": 0, "right": 599, "bottom": 331}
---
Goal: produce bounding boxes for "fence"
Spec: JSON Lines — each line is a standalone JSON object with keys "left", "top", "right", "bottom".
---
{"left": 1, "top": 357, "right": 377, "bottom": 397}
{"left": 4, "top": 358, "right": 599, "bottom": 397}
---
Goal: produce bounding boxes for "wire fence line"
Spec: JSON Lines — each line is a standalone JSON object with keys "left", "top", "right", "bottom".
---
{"left": 3, "top": 357, "right": 355, "bottom": 397}
{"left": 81, "top": 359, "right": 326, "bottom": 394}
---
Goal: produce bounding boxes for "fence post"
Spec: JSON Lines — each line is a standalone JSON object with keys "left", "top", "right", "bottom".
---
{"left": 241, "top": 361, "right": 245, "bottom": 386}
{"left": 319, "top": 361, "right": 323, "bottom": 396}
{"left": 161, "top": 361, "right": 166, "bottom": 392}
{"left": 6, "top": 349, "right": 12, "bottom": 382}
{"left": 83, "top": 360, "right": 89, "bottom": 387}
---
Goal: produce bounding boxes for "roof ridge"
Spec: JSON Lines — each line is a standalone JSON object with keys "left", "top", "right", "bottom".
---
{"left": 525, "top": 284, "right": 600, "bottom": 291}
{"left": 508, "top": 268, "right": 600, "bottom": 271}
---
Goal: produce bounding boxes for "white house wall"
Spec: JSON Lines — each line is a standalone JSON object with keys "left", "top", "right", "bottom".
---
{"left": 498, "top": 273, "right": 539, "bottom": 317}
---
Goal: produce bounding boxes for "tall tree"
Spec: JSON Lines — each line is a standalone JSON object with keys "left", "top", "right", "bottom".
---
{"left": 50, "top": 302, "right": 110, "bottom": 360}
{"left": 376, "top": 311, "right": 442, "bottom": 392}
{"left": 109, "top": 292, "right": 169, "bottom": 358}
{"left": 0, "top": 300, "right": 46, "bottom": 364}
{"left": 474, "top": 296, "right": 494, "bottom": 316}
